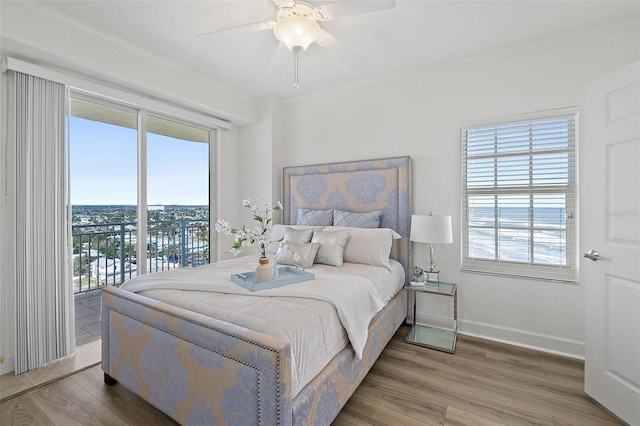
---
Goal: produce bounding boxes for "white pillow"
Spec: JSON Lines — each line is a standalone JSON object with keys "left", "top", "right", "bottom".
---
{"left": 311, "top": 229, "right": 350, "bottom": 267}
{"left": 267, "top": 224, "right": 321, "bottom": 254}
{"left": 322, "top": 226, "right": 401, "bottom": 270}
{"left": 275, "top": 242, "right": 320, "bottom": 269}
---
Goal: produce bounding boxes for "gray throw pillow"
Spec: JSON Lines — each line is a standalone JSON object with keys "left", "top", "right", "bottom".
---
{"left": 275, "top": 242, "right": 320, "bottom": 269}
{"left": 284, "top": 226, "right": 314, "bottom": 244}
{"left": 311, "top": 229, "right": 350, "bottom": 267}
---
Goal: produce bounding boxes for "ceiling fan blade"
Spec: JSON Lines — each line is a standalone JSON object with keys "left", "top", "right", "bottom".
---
{"left": 316, "top": 29, "right": 365, "bottom": 70}
{"left": 197, "top": 20, "right": 275, "bottom": 38}
{"left": 315, "top": 0, "right": 396, "bottom": 21}
{"left": 316, "top": 29, "right": 338, "bottom": 47}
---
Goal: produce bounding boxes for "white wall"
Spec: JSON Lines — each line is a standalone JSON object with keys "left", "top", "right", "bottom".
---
{"left": 275, "top": 24, "right": 640, "bottom": 358}
{"left": 214, "top": 97, "right": 286, "bottom": 260}
{"left": 215, "top": 127, "right": 243, "bottom": 261}
{"left": 239, "top": 99, "right": 279, "bottom": 203}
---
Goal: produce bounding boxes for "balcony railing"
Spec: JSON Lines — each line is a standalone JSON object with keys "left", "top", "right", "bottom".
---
{"left": 73, "top": 219, "right": 209, "bottom": 294}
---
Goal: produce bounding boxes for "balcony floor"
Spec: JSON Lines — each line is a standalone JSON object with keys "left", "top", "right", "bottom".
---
{"left": 74, "top": 290, "right": 102, "bottom": 343}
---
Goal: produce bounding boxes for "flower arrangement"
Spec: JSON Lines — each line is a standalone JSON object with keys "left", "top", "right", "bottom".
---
{"left": 214, "top": 199, "right": 283, "bottom": 258}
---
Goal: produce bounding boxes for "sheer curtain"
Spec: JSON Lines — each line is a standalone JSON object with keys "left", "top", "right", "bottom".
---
{"left": 10, "top": 70, "right": 74, "bottom": 374}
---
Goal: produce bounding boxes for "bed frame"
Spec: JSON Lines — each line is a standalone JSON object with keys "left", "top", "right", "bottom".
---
{"left": 102, "top": 156, "right": 412, "bottom": 425}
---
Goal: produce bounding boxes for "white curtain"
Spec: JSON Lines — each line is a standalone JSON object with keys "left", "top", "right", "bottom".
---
{"left": 10, "top": 71, "right": 74, "bottom": 374}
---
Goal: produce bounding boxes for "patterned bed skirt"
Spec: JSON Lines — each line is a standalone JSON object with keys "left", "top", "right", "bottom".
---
{"left": 101, "top": 286, "right": 407, "bottom": 425}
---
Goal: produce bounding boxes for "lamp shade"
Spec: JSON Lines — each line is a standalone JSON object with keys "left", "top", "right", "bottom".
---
{"left": 410, "top": 214, "right": 453, "bottom": 244}
{"left": 273, "top": 15, "right": 321, "bottom": 51}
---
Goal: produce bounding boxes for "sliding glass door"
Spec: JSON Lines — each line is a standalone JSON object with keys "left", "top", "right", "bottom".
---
{"left": 68, "top": 95, "right": 214, "bottom": 296}
{"left": 146, "top": 115, "right": 211, "bottom": 273}
{"left": 69, "top": 97, "right": 138, "bottom": 294}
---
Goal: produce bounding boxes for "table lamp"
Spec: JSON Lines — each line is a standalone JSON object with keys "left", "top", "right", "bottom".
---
{"left": 410, "top": 213, "right": 453, "bottom": 282}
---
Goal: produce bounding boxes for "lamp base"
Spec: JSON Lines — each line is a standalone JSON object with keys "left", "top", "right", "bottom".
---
{"left": 425, "top": 271, "right": 440, "bottom": 283}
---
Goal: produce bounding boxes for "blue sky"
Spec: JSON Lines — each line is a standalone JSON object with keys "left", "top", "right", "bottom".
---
{"left": 69, "top": 117, "right": 209, "bottom": 205}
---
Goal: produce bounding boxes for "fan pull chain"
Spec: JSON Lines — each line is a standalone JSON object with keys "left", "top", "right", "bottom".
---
{"left": 293, "top": 48, "right": 300, "bottom": 89}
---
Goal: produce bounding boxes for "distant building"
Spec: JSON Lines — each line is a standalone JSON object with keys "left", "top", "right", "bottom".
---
{"left": 90, "top": 257, "right": 137, "bottom": 280}
{"left": 148, "top": 205, "right": 165, "bottom": 211}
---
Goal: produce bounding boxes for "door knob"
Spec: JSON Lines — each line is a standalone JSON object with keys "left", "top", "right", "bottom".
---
{"left": 583, "top": 249, "right": 600, "bottom": 261}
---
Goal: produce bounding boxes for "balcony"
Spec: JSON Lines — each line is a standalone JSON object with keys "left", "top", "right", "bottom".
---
{"left": 73, "top": 219, "right": 209, "bottom": 293}
{"left": 73, "top": 219, "right": 209, "bottom": 343}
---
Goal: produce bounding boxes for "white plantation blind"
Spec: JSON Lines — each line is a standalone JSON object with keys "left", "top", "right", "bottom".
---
{"left": 461, "top": 108, "right": 577, "bottom": 281}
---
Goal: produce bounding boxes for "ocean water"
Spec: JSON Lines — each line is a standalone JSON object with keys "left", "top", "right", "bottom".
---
{"left": 467, "top": 207, "right": 567, "bottom": 265}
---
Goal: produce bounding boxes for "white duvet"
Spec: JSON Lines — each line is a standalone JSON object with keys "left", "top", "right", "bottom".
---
{"left": 120, "top": 255, "right": 404, "bottom": 395}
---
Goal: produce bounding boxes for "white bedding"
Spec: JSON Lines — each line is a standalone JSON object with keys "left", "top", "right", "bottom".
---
{"left": 119, "top": 254, "right": 405, "bottom": 396}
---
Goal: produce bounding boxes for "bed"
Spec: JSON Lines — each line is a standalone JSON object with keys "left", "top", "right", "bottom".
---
{"left": 101, "top": 156, "right": 412, "bottom": 425}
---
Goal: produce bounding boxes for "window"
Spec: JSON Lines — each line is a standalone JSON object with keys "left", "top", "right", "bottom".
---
{"left": 68, "top": 94, "right": 215, "bottom": 294}
{"left": 461, "top": 108, "right": 577, "bottom": 281}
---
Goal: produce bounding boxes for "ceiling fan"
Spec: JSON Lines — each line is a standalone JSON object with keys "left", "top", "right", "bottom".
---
{"left": 198, "top": 0, "right": 396, "bottom": 89}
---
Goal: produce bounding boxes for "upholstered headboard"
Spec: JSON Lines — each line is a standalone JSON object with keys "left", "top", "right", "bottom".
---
{"left": 283, "top": 156, "right": 412, "bottom": 278}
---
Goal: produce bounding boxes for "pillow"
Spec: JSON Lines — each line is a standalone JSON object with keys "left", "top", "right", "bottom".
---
{"left": 333, "top": 209, "right": 382, "bottom": 228}
{"left": 322, "top": 226, "right": 401, "bottom": 270}
{"left": 267, "top": 224, "right": 320, "bottom": 254}
{"left": 297, "top": 208, "right": 333, "bottom": 226}
{"left": 275, "top": 242, "right": 320, "bottom": 269}
{"left": 284, "top": 226, "right": 314, "bottom": 244}
{"left": 311, "top": 229, "right": 350, "bottom": 267}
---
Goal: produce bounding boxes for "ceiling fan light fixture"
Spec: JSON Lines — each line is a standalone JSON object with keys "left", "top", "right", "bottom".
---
{"left": 273, "top": 15, "right": 321, "bottom": 51}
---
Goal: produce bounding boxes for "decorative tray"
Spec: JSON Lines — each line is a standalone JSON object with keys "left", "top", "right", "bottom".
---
{"left": 231, "top": 266, "right": 315, "bottom": 292}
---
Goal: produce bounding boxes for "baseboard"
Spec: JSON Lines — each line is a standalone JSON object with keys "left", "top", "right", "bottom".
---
{"left": 458, "top": 319, "right": 585, "bottom": 360}
{"left": 0, "top": 354, "right": 15, "bottom": 375}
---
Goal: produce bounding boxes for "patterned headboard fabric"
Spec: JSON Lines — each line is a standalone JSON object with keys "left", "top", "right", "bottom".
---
{"left": 283, "top": 156, "right": 412, "bottom": 278}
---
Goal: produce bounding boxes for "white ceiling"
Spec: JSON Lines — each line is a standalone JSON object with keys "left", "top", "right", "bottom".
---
{"left": 36, "top": 1, "right": 639, "bottom": 100}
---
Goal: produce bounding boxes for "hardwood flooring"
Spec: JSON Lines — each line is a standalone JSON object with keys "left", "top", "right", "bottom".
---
{"left": 0, "top": 326, "right": 624, "bottom": 426}
{"left": 0, "top": 338, "right": 101, "bottom": 401}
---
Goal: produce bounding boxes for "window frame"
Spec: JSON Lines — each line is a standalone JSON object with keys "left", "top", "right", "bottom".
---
{"left": 461, "top": 107, "right": 578, "bottom": 282}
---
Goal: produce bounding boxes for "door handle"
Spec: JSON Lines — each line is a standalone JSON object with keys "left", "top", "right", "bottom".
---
{"left": 583, "top": 249, "right": 600, "bottom": 261}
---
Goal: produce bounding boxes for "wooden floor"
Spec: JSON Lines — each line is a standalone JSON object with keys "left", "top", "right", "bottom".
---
{"left": 0, "top": 326, "right": 624, "bottom": 426}
{"left": 0, "top": 338, "right": 102, "bottom": 402}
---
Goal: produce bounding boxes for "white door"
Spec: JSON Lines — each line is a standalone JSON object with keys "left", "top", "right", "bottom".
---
{"left": 583, "top": 61, "right": 640, "bottom": 425}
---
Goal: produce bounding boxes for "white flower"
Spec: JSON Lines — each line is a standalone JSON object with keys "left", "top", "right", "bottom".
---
{"left": 214, "top": 220, "right": 232, "bottom": 235}
{"left": 215, "top": 199, "right": 284, "bottom": 258}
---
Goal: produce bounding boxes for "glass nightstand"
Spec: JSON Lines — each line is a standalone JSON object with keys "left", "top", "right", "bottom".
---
{"left": 406, "top": 281, "right": 457, "bottom": 353}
